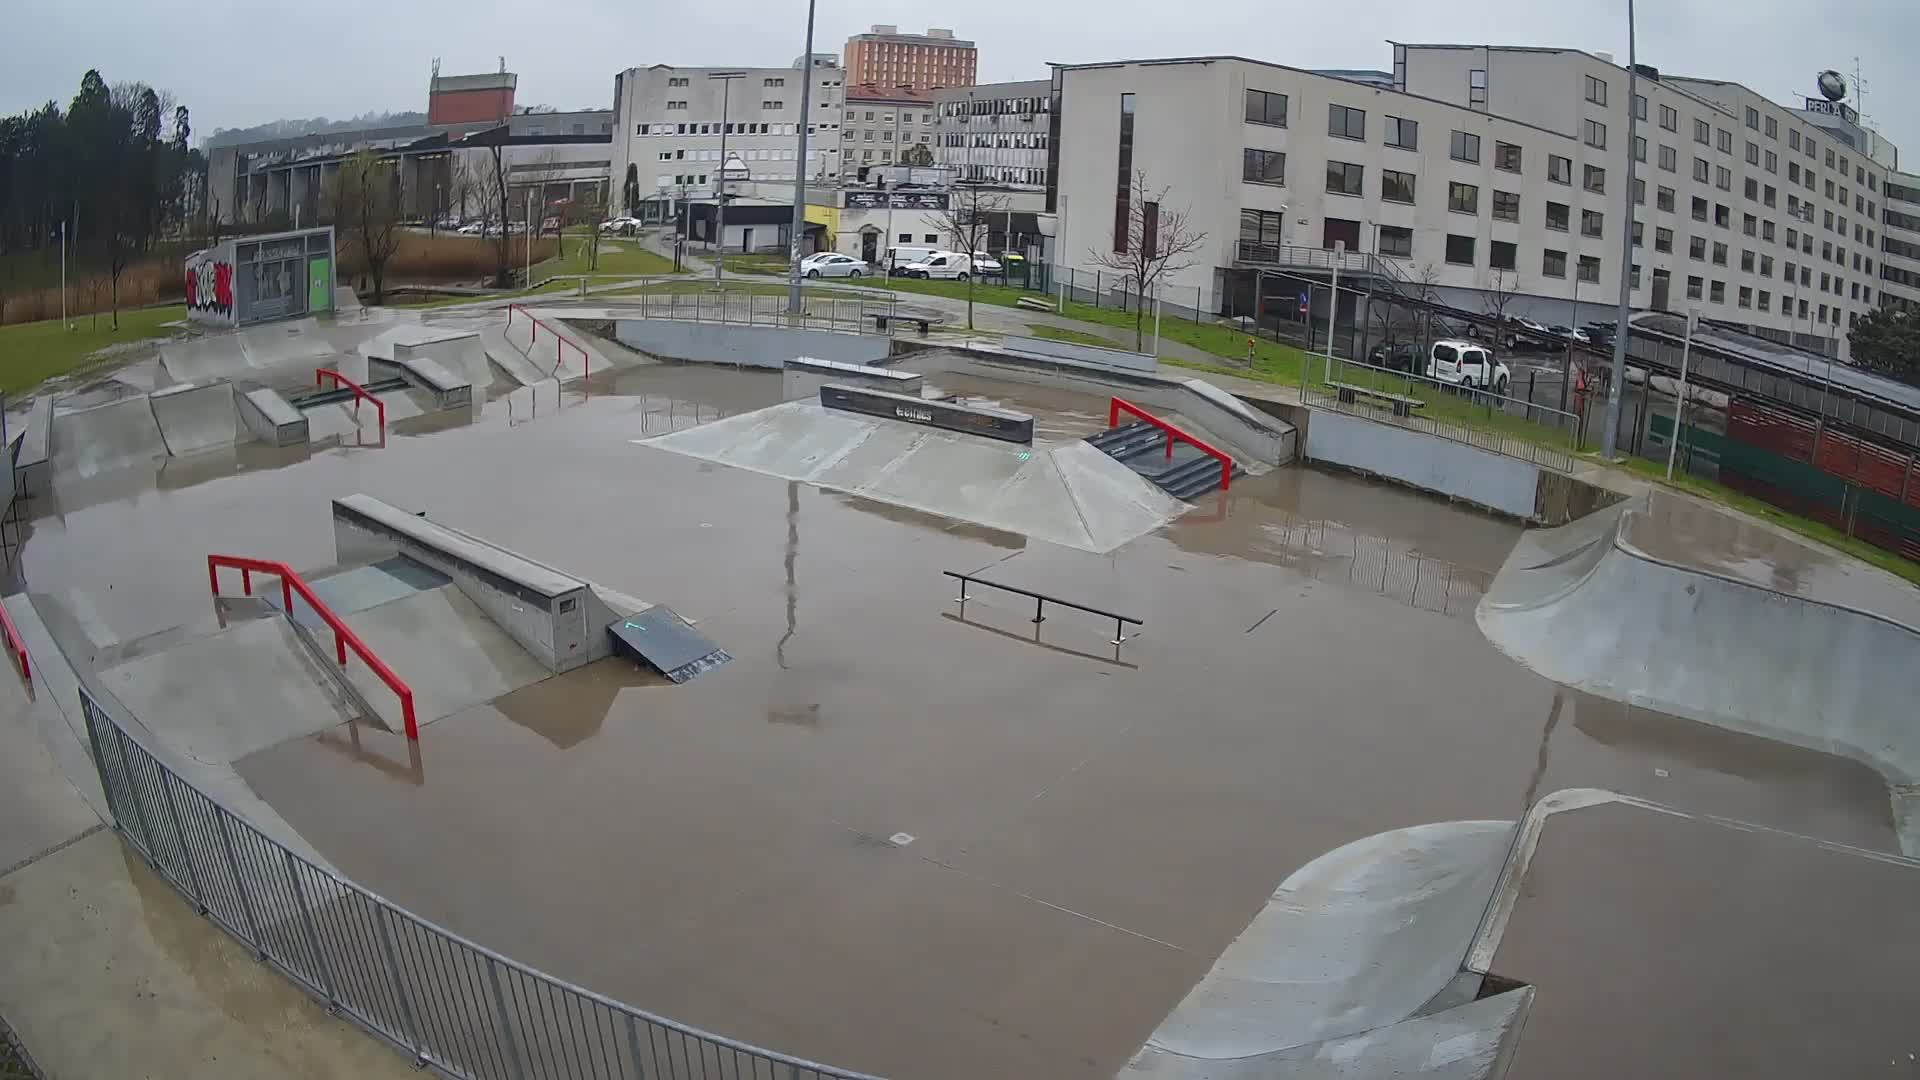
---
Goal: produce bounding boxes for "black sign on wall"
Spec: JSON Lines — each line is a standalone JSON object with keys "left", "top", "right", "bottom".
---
{"left": 819, "top": 384, "right": 1033, "bottom": 444}
{"left": 844, "top": 190, "right": 950, "bottom": 210}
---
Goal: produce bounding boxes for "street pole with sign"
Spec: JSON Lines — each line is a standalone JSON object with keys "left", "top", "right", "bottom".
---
{"left": 785, "top": 0, "right": 818, "bottom": 317}
{"left": 1665, "top": 307, "right": 1697, "bottom": 480}
{"left": 709, "top": 71, "right": 745, "bottom": 289}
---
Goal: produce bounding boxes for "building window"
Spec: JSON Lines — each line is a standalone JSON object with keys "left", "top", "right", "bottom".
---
{"left": 1659, "top": 104, "right": 1678, "bottom": 131}
{"left": 1712, "top": 241, "right": 1728, "bottom": 265}
{"left": 1494, "top": 141, "right": 1521, "bottom": 172}
{"left": 1746, "top": 141, "right": 1761, "bottom": 167}
{"left": 1542, "top": 249, "right": 1567, "bottom": 278}
{"left": 1328, "top": 104, "right": 1366, "bottom": 140}
{"left": 1445, "top": 234, "right": 1476, "bottom": 264}
{"left": 1491, "top": 240, "right": 1517, "bottom": 271}
{"left": 764, "top": 77, "right": 785, "bottom": 87}
{"left": 1659, "top": 145, "right": 1677, "bottom": 173}
{"left": 1546, "top": 201, "right": 1570, "bottom": 231}
{"left": 1239, "top": 208, "right": 1286, "bottom": 247}
{"left": 1579, "top": 255, "right": 1602, "bottom": 283}
{"left": 1711, "top": 280, "right": 1727, "bottom": 303}
{"left": 1789, "top": 161, "right": 1800, "bottom": 182}
{"left": 1113, "top": 93, "right": 1135, "bottom": 254}
{"left": 1634, "top": 178, "right": 1647, "bottom": 205}
{"left": 1242, "top": 148, "right": 1286, "bottom": 186}
{"left": 1790, "top": 128, "right": 1801, "bottom": 150}
{"left": 1245, "top": 88, "right": 1288, "bottom": 127}
{"left": 1687, "top": 274, "right": 1704, "bottom": 300}
{"left": 1585, "top": 75, "right": 1608, "bottom": 105}
{"left": 1584, "top": 164, "right": 1606, "bottom": 194}
{"left": 1633, "top": 136, "right": 1647, "bottom": 164}
{"left": 1450, "top": 130, "right": 1481, "bottom": 163}
{"left": 1583, "top": 119, "right": 1606, "bottom": 149}
{"left": 1631, "top": 263, "right": 1642, "bottom": 288}
{"left": 1741, "top": 249, "right": 1756, "bottom": 272}
{"left": 1765, "top": 150, "right": 1778, "bottom": 174}
{"left": 1761, "top": 254, "right": 1774, "bottom": 276}
{"left": 1805, "top": 136, "right": 1817, "bottom": 159}
{"left": 1449, "top": 181, "right": 1479, "bottom": 214}
{"left": 1378, "top": 225, "right": 1413, "bottom": 257}
{"left": 1549, "top": 155, "right": 1572, "bottom": 184}
{"left": 762, "top": 100, "right": 784, "bottom": 110}
{"left": 1325, "top": 160, "right": 1364, "bottom": 196}
{"left": 1633, "top": 94, "right": 1647, "bottom": 120}
{"left": 1655, "top": 227, "right": 1674, "bottom": 252}
{"left": 1715, "top": 204, "right": 1730, "bottom": 228}
{"left": 1582, "top": 209, "right": 1604, "bottom": 237}
{"left": 1657, "top": 186, "right": 1676, "bottom": 212}
{"left": 1744, "top": 105, "right": 1760, "bottom": 131}
{"left": 1381, "top": 168, "right": 1416, "bottom": 203}
{"left": 1758, "top": 290, "right": 1771, "bottom": 311}
{"left": 668, "top": 77, "right": 689, "bottom": 87}
{"left": 1717, "top": 128, "right": 1733, "bottom": 154}
{"left": 1468, "top": 68, "right": 1487, "bottom": 110}
{"left": 1692, "top": 196, "right": 1709, "bottom": 222}
{"left": 1493, "top": 190, "right": 1520, "bottom": 222}
{"left": 1690, "top": 235, "right": 1707, "bottom": 260}
{"left": 1632, "top": 220, "right": 1644, "bottom": 246}
{"left": 1693, "top": 157, "right": 1711, "bottom": 183}
{"left": 1744, "top": 177, "right": 1759, "bottom": 200}
{"left": 1384, "top": 116, "right": 1418, "bottom": 149}
{"left": 1743, "top": 213, "right": 1758, "bottom": 236}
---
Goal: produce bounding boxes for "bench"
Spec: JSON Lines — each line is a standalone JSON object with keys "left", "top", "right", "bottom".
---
{"left": 867, "top": 311, "right": 939, "bottom": 335}
{"left": 1015, "top": 296, "right": 1056, "bottom": 313}
{"left": 1328, "top": 380, "right": 1425, "bottom": 418}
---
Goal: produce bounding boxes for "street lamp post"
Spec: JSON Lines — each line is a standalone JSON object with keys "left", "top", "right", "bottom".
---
{"left": 710, "top": 71, "right": 746, "bottom": 289}
{"left": 786, "top": 0, "right": 819, "bottom": 317}
{"left": 1600, "top": 0, "right": 1641, "bottom": 458}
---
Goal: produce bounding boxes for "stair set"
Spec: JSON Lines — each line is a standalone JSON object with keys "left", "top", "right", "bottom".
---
{"left": 1085, "top": 400, "right": 1243, "bottom": 501}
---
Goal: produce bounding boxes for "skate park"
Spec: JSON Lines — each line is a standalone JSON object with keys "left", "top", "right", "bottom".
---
{"left": 4, "top": 290, "right": 1919, "bottom": 1080}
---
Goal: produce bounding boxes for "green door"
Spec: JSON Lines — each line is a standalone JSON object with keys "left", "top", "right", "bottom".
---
{"left": 308, "top": 257, "right": 332, "bottom": 313}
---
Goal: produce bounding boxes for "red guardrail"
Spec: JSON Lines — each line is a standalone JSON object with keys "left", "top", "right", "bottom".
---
{"left": 207, "top": 555, "right": 419, "bottom": 739}
{"left": 1109, "top": 396, "right": 1235, "bottom": 492}
{"left": 315, "top": 368, "right": 387, "bottom": 434}
{"left": 0, "top": 601, "right": 29, "bottom": 690}
{"left": 506, "top": 303, "right": 591, "bottom": 380}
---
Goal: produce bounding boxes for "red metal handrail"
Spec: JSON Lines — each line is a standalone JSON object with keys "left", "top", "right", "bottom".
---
{"left": 0, "top": 601, "right": 30, "bottom": 690}
{"left": 506, "top": 303, "right": 591, "bottom": 380}
{"left": 315, "top": 368, "right": 387, "bottom": 434}
{"left": 207, "top": 555, "right": 419, "bottom": 740}
{"left": 1108, "top": 397, "right": 1234, "bottom": 492}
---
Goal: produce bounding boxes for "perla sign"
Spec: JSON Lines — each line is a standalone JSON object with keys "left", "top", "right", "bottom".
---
{"left": 1804, "top": 98, "right": 1859, "bottom": 124}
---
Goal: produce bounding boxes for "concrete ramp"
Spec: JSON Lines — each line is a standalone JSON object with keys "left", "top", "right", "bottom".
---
{"left": 501, "top": 311, "right": 615, "bottom": 382}
{"left": 479, "top": 327, "right": 549, "bottom": 388}
{"left": 335, "top": 584, "right": 551, "bottom": 730}
{"left": 607, "top": 605, "right": 731, "bottom": 683}
{"left": 1125, "top": 820, "right": 1514, "bottom": 1075}
{"left": 1477, "top": 493, "right": 1920, "bottom": 853}
{"left": 640, "top": 399, "right": 1187, "bottom": 553}
{"left": 50, "top": 395, "right": 167, "bottom": 479}
{"left": 149, "top": 379, "right": 243, "bottom": 457}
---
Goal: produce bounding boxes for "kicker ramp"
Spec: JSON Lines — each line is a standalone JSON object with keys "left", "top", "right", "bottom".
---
{"left": 149, "top": 379, "right": 242, "bottom": 456}
{"left": 50, "top": 395, "right": 168, "bottom": 479}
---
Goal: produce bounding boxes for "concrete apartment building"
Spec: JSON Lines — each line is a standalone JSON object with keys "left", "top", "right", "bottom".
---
{"left": 841, "top": 84, "right": 936, "bottom": 179}
{"left": 1051, "top": 45, "right": 1894, "bottom": 360}
{"left": 842, "top": 26, "right": 976, "bottom": 92}
{"left": 1880, "top": 172, "right": 1920, "bottom": 309}
{"left": 609, "top": 62, "right": 847, "bottom": 224}
{"left": 934, "top": 79, "right": 1053, "bottom": 190}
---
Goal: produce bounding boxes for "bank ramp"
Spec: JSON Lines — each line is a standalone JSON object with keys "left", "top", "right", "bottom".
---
{"left": 1477, "top": 492, "right": 1920, "bottom": 853}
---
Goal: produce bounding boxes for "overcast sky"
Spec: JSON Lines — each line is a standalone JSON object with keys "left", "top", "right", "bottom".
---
{"left": 4, "top": 0, "right": 1916, "bottom": 158}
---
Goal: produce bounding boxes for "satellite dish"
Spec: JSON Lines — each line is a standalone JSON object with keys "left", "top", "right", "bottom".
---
{"left": 1816, "top": 70, "right": 1848, "bottom": 102}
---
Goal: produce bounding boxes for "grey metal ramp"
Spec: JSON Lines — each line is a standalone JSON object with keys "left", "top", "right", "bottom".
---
{"left": 149, "top": 379, "right": 242, "bottom": 457}
{"left": 606, "top": 605, "right": 731, "bottom": 683}
{"left": 50, "top": 395, "right": 167, "bottom": 479}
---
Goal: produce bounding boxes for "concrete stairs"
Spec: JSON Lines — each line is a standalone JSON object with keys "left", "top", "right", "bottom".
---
{"left": 1087, "top": 420, "right": 1242, "bottom": 501}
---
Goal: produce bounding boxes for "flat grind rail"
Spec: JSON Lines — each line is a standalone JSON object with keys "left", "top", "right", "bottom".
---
{"left": 0, "top": 600, "right": 29, "bottom": 689}
{"left": 506, "top": 303, "right": 590, "bottom": 380}
{"left": 944, "top": 570, "right": 1143, "bottom": 646}
{"left": 206, "top": 554, "right": 419, "bottom": 740}
{"left": 315, "top": 368, "right": 387, "bottom": 434}
{"left": 1108, "top": 396, "right": 1234, "bottom": 492}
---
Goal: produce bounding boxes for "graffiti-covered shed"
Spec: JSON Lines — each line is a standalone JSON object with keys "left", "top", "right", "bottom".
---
{"left": 185, "top": 226, "right": 336, "bottom": 328}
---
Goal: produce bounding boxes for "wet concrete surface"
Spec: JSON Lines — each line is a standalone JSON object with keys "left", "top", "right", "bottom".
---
{"left": 13, "top": 359, "right": 1903, "bottom": 1079}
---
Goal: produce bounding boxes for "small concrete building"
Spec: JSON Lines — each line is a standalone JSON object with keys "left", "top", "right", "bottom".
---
{"left": 184, "top": 227, "right": 337, "bottom": 328}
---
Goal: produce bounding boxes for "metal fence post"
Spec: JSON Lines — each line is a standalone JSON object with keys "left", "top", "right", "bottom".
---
{"left": 372, "top": 904, "right": 426, "bottom": 1064}
{"left": 624, "top": 1014, "right": 650, "bottom": 1080}
{"left": 285, "top": 850, "right": 338, "bottom": 1005}
{"left": 216, "top": 808, "right": 267, "bottom": 958}
{"left": 113, "top": 727, "right": 159, "bottom": 864}
{"left": 487, "top": 957, "right": 530, "bottom": 1080}
{"left": 158, "top": 771, "right": 206, "bottom": 911}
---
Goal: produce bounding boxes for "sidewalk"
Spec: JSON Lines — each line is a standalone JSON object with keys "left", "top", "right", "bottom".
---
{"left": 0, "top": 674, "right": 415, "bottom": 1079}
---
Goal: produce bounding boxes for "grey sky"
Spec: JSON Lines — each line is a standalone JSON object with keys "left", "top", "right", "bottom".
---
{"left": 4, "top": 0, "right": 1916, "bottom": 159}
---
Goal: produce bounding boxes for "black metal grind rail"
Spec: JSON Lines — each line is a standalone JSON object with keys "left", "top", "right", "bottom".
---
{"left": 943, "top": 570, "right": 1143, "bottom": 646}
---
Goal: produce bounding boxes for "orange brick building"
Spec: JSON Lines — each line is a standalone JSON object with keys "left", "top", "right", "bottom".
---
{"left": 842, "top": 26, "right": 976, "bottom": 92}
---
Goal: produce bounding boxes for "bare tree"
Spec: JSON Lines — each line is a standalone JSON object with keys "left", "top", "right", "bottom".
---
{"left": 929, "top": 181, "right": 1010, "bottom": 331}
{"left": 1480, "top": 267, "right": 1519, "bottom": 349}
{"left": 479, "top": 142, "right": 513, "bottom": 286}
{"left": 568, "top": 187, "right": 606, "bottom": 273}
{"left": 1086, "top": 170, "right": 1209, "bottom": 351}
{"left": 328, "top": 149, "right": 403, "bottom": 304}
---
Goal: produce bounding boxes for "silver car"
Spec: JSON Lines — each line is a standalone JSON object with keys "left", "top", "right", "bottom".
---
{"left": 799, "top": 253, "right": 868, "bottom": 279}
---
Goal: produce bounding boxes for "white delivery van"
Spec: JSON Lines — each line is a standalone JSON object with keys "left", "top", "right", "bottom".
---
{"left": 883, "top": 245, "right": 941, "bottom": 274}
{"left": 896, "top": 251, "right": 974, "bottom": 280}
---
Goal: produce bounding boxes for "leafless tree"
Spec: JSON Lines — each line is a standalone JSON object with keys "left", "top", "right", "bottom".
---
{"left": 568, "top": 188, "right": 606, "bottom": 272}
{"left": 929, "top": 181, "right": 1010, "bottom": 331}
{"left": 1480, "top": 267, "right": 1520, "bottom": 348}
{"left": 1086, "top": 170, "right": 1209, "bottom": 351}
{"left": 328, "top": 149, "right": 403, "bottom": 304}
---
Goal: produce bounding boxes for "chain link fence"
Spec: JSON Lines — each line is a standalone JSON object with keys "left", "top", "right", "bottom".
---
{"left": 77, "top": 684, "right": 877, "bottom": 1080}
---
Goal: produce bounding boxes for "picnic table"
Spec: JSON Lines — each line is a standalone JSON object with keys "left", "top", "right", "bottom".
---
{"left": 866, "top": 307, "right": 944, "bottom": 335}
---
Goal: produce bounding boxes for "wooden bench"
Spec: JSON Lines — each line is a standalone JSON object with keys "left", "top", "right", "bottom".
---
{"left": 1015, "top": 296, "right": 1056, "bottom": 313}
{"left": 1328, "top": 380, "right": 1425, "bottom": 418}
{"left": 867, "top": 311, "right": 939, "bottom": 335}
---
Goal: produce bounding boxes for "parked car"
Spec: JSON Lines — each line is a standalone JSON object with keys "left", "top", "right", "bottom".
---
{"left": 457, "top": 221, "right": 486, "bottom": 235}
{"left": 1368, "top": 341, "right": 1421, "bottom": 372}
{"left": 1425, "top": 339, "right": 1511, "bottom": 394}
{"left": 1548, "top": 324, "right": 1590, "bottom": 346}
{"left": 883, "top": 245, "right": 941, "bottom": 274}
{"left": 600, "top": 216, "right": 642, "bottom": 235}
{"left": 968, "top": 252, "right": 1003, "bottom": 274}
{"left": 897, "top": 251, "right": 973, "bottom": 280}
{"left": 798, "top": 252, "right": 867, "bottom": 279}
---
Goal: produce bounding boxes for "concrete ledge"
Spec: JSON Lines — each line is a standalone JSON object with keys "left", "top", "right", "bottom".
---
{"left": 372, "top": 350, "right": 474, "bottom": 411}
{"left": 1002, "top": 333, "right": 1157, "bottom": 373}
{"left": 820, "top": 384, "right": 1034, "bottom": 444}
{"left": 15, "top": 395, "right": 52, "bottom": 497}
{"left": 236, "top": 388, "right": 309, "bottom": 447}
{"left": 782, "top": 356, "right": 922, "bottom": 401}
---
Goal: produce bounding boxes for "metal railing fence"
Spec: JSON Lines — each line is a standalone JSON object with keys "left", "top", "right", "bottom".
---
{"left": 77, "top": 683, "right": 879, "bottom": 1080}
{"left": 617, "top": 287, "right": 897, "bottom": 336}
{"left": 1303, "top": 355, "right": 1586, "bottom": 474}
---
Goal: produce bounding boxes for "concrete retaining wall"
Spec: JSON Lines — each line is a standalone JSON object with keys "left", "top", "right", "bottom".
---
{"left": 1304, "top": 410, "right": 1540, "bottom": 519}
{"left": 15, "top": 395, "right": 52, "bottom": 497}
{"left": 236, "top": 388, "right": 309, "bottom": 447}
{"left": 613, "top": 319, "right": 890, "bottom": 369}
{"left": 1001, "top": 334, "right": 1157, "bottom": 373}
{"left": 781, "top": 357, "right": 922, "bottom": 401}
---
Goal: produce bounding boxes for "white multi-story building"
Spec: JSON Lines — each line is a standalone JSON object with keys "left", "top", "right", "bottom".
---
{"left": 841, "top": 84, "right": 937, "bottom": 179}
{"left": 1051, "top": 45, "right": 1895, "bottom": 359}
{"left": 609, "top": 62, "right": 845, "bottom": 222}
{"left": 934, "top": 79, "right": 1053, "bottom": 190}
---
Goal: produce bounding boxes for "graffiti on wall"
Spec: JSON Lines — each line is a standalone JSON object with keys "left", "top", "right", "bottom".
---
{"left": 184, "top": 250, "right": 235, "bottom": 325}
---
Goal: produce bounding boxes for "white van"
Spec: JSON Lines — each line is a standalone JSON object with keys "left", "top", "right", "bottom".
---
{"left": 1425, "top": 339, "right": 1511, "bottom": 394}
{"left": 883, "top": 245, "right": 940, "bottom": 274}
{"left": 896, "top": 251, "right": 974, "bottom": 281}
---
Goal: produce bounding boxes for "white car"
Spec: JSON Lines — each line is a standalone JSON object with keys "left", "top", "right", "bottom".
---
{"left": 799, "top": 252, "right": 868, "bottom": 279}
{"left": 1425, "top": 339, "right": 1511, "bottom": 394}
{"left": 968, "top": 252, "right": 1003, "bottom": 274}
{"left": 896, "top": 251, "right": 973, "bottom": 280}
{"left": 457, "top": 222, "right": 486, "bottom": 235}
{"left": 601, "top": 216, "right": 642, "bottom": 234}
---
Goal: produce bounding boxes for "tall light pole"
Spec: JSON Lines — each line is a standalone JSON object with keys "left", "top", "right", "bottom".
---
{"left": 1600, "top": 0, "right": 1641, "bottom": 458}
{"left": 710, "top": 71, "right": 746, "bottom": 289}
{"left": 786, "top": 0, "right": 818, "bottom": 317}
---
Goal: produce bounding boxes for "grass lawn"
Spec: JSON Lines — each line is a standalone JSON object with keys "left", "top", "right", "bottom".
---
{"left": 1614, "top": 456, "right": 1920, "bottom": 587}
{"left": 1026, "top": 324, "right": 1121, "bottom": 348}
{"left": 721, "top": 254, "right": 791, "bottom": 276}
{"left": 537, "top": 238, "right": 680, "bottom": 278}
{"left": 389, "top": 280, "right": 575, "bottom": 310}
{"left": 606, "top": 280, "right": 867, "bottom": 300}
{"left": 0, "top": 305, "right": 185, "bottom": 395}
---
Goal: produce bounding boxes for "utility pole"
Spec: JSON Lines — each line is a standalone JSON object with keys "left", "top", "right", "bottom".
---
{"left": 1665, "top": 308, "right": 1697, "bottom": 480}
{"left": 1600, "top": 0, "right": 1641, "bottom": 458}
{"left": 786, "top": 0, "right": 818, "bottom": 317}
{"left": 710, "top": 71, "right": 745, "bottom": 289}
